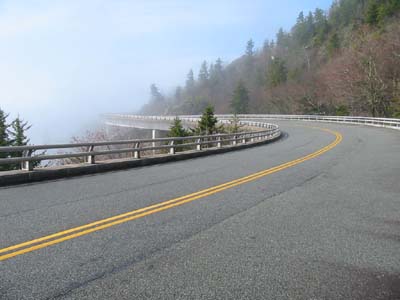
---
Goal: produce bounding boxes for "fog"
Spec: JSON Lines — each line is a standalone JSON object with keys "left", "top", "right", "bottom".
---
{"left": 0, "top": 0, "right": 331, "bottom": 144}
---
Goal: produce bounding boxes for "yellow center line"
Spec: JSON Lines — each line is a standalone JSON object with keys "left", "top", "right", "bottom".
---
{"left": 0, "top": 127, "right": 342, "bottom": 261}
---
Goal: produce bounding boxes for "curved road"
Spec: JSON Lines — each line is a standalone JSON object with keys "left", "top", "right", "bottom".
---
{"left": 0, "top": 121, "right": 399, "bottom": 299}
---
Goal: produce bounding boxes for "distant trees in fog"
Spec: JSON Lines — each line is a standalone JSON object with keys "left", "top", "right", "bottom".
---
{"left": 140, "top": 0, "right": 400, "bottom": 118}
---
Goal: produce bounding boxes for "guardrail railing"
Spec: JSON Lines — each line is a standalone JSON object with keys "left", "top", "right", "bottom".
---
{"left": 222, "top": 114, "right": 400, "bottom": 130}
{"left": 104, "top": 114, "right": 400, "bottom": 130}
{"left": 0, "top": 121, "right": 280, "bottom": 171}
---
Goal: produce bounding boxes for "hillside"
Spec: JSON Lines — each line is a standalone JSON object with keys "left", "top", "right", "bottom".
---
{"left": 140, "top": 0, "right": 400, "bottom": 118}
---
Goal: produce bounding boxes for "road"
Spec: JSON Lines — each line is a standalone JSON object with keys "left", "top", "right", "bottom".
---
{"left": 0, "top": 121, "right": 399, "bottom": 299}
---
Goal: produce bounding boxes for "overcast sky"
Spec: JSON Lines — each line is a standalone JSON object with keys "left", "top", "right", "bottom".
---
{"left": 0, "top": 0, "right": 332, "bottom": 143}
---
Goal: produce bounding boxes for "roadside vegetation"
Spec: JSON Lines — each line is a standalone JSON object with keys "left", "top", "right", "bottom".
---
{"left": 0, "top": 107, "right": 36, "bottom": 171}
{"left": 168, "top": 104, "right": 246, "bottom": 138}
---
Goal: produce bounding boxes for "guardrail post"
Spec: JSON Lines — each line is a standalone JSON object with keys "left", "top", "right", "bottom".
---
{"left": 169, "top": 141, "right": 175, "bottom": 154}
{"left": 217, "top": 136, "right": 222, "bottom": 148}
{"left": 134, "top": 142, "right": 140, "bottom": 159}
{"left": 232, "top": 135, "right": 237, "bottom": 145}
{"left": 152, "top": 129, "right": 157, "bottom": 156}
{"left": 196, "top": 138, "right": 202, "bottom": 151}
{"left": 87, "top": 145, "right": 95, "bottom": 164}
{"left": 21, "top": 149, "right": 34, "bottom": 171}
{"left": 242, "top": 136, "right": 246, "bottom": 144}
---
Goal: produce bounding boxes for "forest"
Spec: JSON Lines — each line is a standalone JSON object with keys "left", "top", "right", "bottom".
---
{"left": 140, "top": 0, "right": 400, "bottom": 118}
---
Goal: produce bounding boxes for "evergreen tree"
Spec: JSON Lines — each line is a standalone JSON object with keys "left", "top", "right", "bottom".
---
{"left": 0, "top": 108, "right": 11, "bottom": 171}
{"left": 198, "top": 105, "right": 218, "bottom": 135}
{"left": 267, "top": 57, "right": 287, "bottom": 87}
{"left": 366, "top": 0, "right": 379, "bottom": 25}
{"left": 276, "top": 28, "right": 289, "bottom": 48}
{"left": 150, "top": 84, "right": 164, "bottom": 103}
{"left": 210, "top": 58, "right": 224, "bottom": 85}
{"left": 168, "top": 117, "right": 187, "bottom": 137}
{"left": 294, "top": 12, "right": 307, "bottom": 44}
{"left": 306, "top": 11, "right": 315, "bottom": 39}
{"left": 314, "top": 8, "right": 327, "bottom": 27}
{"left": 0, "top": 108, "right": 10, "bottom": 171}
{"left": 168, "top": 117, "right": 188, "bottom": 152}
{"left": 263, "top": 39, "right": 271, "bottom": 53}
{"left": 231, "top": 80, "right": 250, "bottom": 114}
{"left": 10, "top": 117, "right": 31, "bottom": 147}
{"left": 327, "top": 32, "right": 340, "bottom": 57}
{"left": 9, "top": 117, "right": 33, "bottom": 169}
{"left": 198, "top": 61, "right": 209, "bottom": 83}
{"left": 376, "top": 0, "right": 400, "bottom": 24}
{"left": 246, "top": 39, "right": 255, "bottom": 57}
{"left": 186, "top": 69, "right": 195, "bottom": 90}
{"left": 245, "top": 39, "right": 255, "bottom": 73}
{"left": 329, "top": 0, "right": 363, "bottom": 27}
{"left": 269, "top": 40, "right": 275, "bottom": 49}
{"left": 229, "top": 114, "right": 241, "bottom": 133}
{"left": 214, "top": 58, "right": 223, "bottom": 74}
{"left": 314, "top": 8, "right": 329, "bottom": 45}
{"left": 297, "top": 11, "right": 305, "bottom": 23}
{"left": 0, "top": 108, "right": 9, "bottom": 148}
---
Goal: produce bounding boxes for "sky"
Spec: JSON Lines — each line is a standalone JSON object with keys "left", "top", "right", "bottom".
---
{"left": 0, "top": 0, "right": 332, "bottom": 144}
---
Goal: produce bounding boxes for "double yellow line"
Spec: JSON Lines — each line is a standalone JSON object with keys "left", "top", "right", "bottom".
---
{"left": 0, "top": 127, "right": 342, "bottom": 261}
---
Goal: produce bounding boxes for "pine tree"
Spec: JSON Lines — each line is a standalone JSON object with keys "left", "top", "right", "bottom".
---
{"left": 246, "top": 39, "right": 255, "bottom": 57}
{"left": 198, "top": 61, "right": 209, "bottom": 83}
{"left": 168, "top": 117, "right": 187, "bottom": 138}
{"left": 294, "top": 12, "right": 306, "bottom": 45}
{"left": 0, "top": 108, "right": 9, "bottom": 147}
{"left": 229, "top": 114, "right": 241, "bottom": 133}
{"left": 314, "top": 8, "right": 328, "bottom": 45}
{"left": 231, "top": 80, "right": 250, "bottom": 114}
{"left": 150, "top": 84, "right": 164, "bottom": 103}
{"left": 305, "top": 11, "right": 315, "bottom": 40}
{"left": 245, "top": 39, "right": 255, "bottom": 73}
{"left": 276, "top": 28, "right": 288, "bottom": 48}
{"left": 297, "top": 11, "right": 305, "bottom": 23}
{"left": 186, "top": 69, "right": 195, "bottom": 90}
{"left": 263, "top": 39, "right": 271, "bottom": 53}
{"left": 327, "top": 33, "right": 340, "bottom": 57}
{"left": 198, "top": 105, "right": 218, "bottom": 135}
{"left": 10, "top": 117, "right": 31, "bottom": 147}
{"left": 266, "top": 57, "right": 287, "bottom": 87}
{"left": 168, "top": 117, "right": 188, "bottom": 152}
{"left": 366, "top": 0, "right": 379, "bottom": 25}
{"left": 214, "top": 58, "right": 223, "bottom": 74}
{"left": 0, "top": 108, "right": 11, "bottom": 171}
{"left": 376, "top": 0, "right": 400, "bottom": 24}
{"left": 9, "top": 117, "right": 32, "bottom": 169}
{"left": 210, "top": 58, "right": 224, "bottom": 85}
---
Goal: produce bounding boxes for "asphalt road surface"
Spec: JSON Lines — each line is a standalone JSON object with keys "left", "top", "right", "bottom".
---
{"left": 0, "top": 121, "right": 399, "bottom": 299}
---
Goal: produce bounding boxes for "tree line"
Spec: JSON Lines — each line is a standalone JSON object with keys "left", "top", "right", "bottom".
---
{"left": 140, "top": 0, "right": 400, "bottom": 118}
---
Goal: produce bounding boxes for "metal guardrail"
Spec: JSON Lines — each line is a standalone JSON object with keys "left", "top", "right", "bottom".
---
{"left": 0, "top": 120, "right": 280, "bottom": 171}
{"left": 105, "top": 114, "right": 400, "bottom": 130}
{"left": 223, "top": 114, "right": 400, "bottom": 130}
